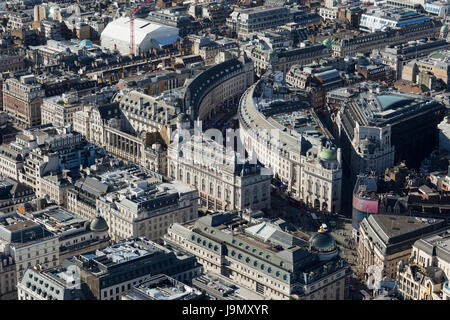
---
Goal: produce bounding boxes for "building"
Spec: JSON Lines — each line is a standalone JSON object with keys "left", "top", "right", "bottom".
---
{"left": 319, "top": 7, "right": 339, "bottom": 21}
{"left": 121, "top": 274, "right": 201, "bottom": 300}
{"left": 40, "top": 20, "right": 63, "bottom": 41}
{"left": 286, "top": 64, "right": 344, "bottom": 107}
{"left": 19, "top": 205, "right": 110, "bottom": 263}
{"left": 116, "top": 69, "right": 193, "bottom": 96}
{"left": 3, "top": 124, "right": 97, "bottom": 194}
{"left": 192, "top": 271, "right": 266, "bottom": 300}
{"left": 424, "top": 1, "right": 450, "bottom": 18}
{"left": 164, "top": 212, "right": 351, "bottom": 300}
{"left": 100, "top": 17, "right": 181, "bottom": 56}
{"left": 359, "top": 7, "right": 430, "bottom": 33}
{"left": 168, "top": 128, "right": 272, "bottom": 212}
{"left": 438, "top": 116, "right": 450, "bottom": 152}
{"left": 201, "top": 3, "right": 232, "bottom": 27}
{"left": 402, "top": 50, "right": 450, "bottom": 91}
{"left": 397, "top": 229, "right": 450, "bottom": 300}
{"left": 377, "top": 39, "right": 450, "bottom": 80}
{"left": 7, "top": 12, "right": 32, "bottom": 31}
{"left": 2, "top": 75, "right": 45, "bottom": 128}
{"left": 355, "top": 62, "right": 395, "bottom": 83}
{"left": 385, "top": 0, "right": 424, "bottom": 10}
{"left": 331, "top": 20, "right": 442, "bottom": 57}
{"left": 194, "top": 38, "right": 238, "bottom": 66}
{"left": 0, "top": 145, "right": 24, "bottom": 181}
{"left": 351, "top": 162, "right": 450, "bottom": 240}
{"left": 0, "top": 212, "right": 59, "bottom": 292}
{"left": 182, "top": 54, "right": 255, "bottom": 122}
{"left": 0, "top": 253, "right": 15, "bottom": 300}
{"left": 0, "top": 52, "right": 25, "bottom": 73}
{"left": 357, "top": 214, "right": 447, "bottom": 279}
{"left": 37, "top": 173, "right": 73, "bottom": 207}
{"left": 97, "top": 178, "right": 199, "bottom": 243}
{"left": 147, "top": 9, "right": 201, "bottom": 37}
{"left": 335, "top": 86, "right": 446, "bottom": 181}
{"left": 226, "top": 6, "right": 292, "bottom": 38}
{"left": 239, "top": 76, "right": 343, "bottom": 213}
{"left": 17, "top": 265, "right": 91, "bottom": 300}
{"left": 41, "top": 92, "right": 83, "bottom": 128}
{"left": 67, "top": 164, "right": 163, "bottom": 223}
{"left": 66, "top": 162, "right": 197, "bottom": 243}
{"left": 69, "top": 237, "right": 202, "bottom": 300}
{"left": 0, "top": 177, "right": 34, "bottom": 214}
{"left": 244, "top": 42, "right": 332, "bottom": 78}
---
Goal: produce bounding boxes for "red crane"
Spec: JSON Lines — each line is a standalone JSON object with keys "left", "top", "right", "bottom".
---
{"left": 126, "top": 0, "right": 154, "bottom": 56}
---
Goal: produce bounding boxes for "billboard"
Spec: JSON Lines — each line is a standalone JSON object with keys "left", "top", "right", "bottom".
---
{"left": 352, "top": 196, "right": 378, "bottom": 214}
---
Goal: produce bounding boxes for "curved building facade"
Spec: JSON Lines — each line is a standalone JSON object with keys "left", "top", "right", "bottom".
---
{"left": 238, "top": 77, "right": 343, "bottom": 213}
{"left": 184, "top": 54, "right": 254, "bottom": 121}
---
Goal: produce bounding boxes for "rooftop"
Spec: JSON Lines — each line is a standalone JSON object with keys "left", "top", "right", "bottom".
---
{"left": 123, "top": 274, "right": 199, "bottom": 300}
{"left": 352, "top": 88, "right": 444, "bottom": 127}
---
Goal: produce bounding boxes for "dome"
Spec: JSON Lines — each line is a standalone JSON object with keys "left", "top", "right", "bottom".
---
{"left": 376, "top": 95, "right": 414, "bottom": 110}
{"left": 441, "top": 25, "right": 448, "bottom": 33}
{"left": 90, "top": 216, "right": 108, "bottom": 232}
{"left": 79, "top": 39, "right": 94, "bottom": 49}
{"left": 309, "top": 227, "right": 335, "bottom": 252}
{"left": 322, "top": 39, "right": 332, "bottom": 47}
{"left": 318, "top": 148, "right": 337, "bottom": 161}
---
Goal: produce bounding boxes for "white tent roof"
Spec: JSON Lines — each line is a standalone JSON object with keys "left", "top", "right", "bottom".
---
{"left": 101, "top": 16, "right": 180, "bottom": 47}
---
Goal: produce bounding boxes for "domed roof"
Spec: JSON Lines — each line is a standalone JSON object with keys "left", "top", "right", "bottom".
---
{"left": 318, "top": 148, "right": 337, "bottom": 161}
{"left": 376, "top": 95, "right": 414, "bottom": 110}
{"left": 90, "top": 216, "right": 108, "bottom": 232}
{"left": 79, "top": 39, "right": 94, "bottom": 49}
{"left": 441, "top": 25, "right": 448, "bottom": 32}
{"left": 322, "top": 39, "right": 332, "bottom": 47}
{"left": 310, "top": 227, "right": 335, "bottom": 251}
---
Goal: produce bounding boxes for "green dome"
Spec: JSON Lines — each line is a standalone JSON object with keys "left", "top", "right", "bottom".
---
{"left": 90, "top": 216, "right": 108, "bottom": 232}
{"left": 322, "top": 39, "right": 332, "bottom": 47}
{"left": 442, "top": 25, "right": 449, "bottom": 32}
{"left": 310, "top": 229, "right": 336, "bottom": 252}
{"left": 318, "top": 148, "right": 337, "bottom": 161}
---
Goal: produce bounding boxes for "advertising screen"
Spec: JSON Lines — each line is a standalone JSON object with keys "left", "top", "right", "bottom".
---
{"left": 352, "top": 196, "right": 378, "bottom": 214}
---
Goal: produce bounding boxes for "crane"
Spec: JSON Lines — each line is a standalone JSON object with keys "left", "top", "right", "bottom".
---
{"left": 127, "top": 0, "right": 154, "bottom": 56}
